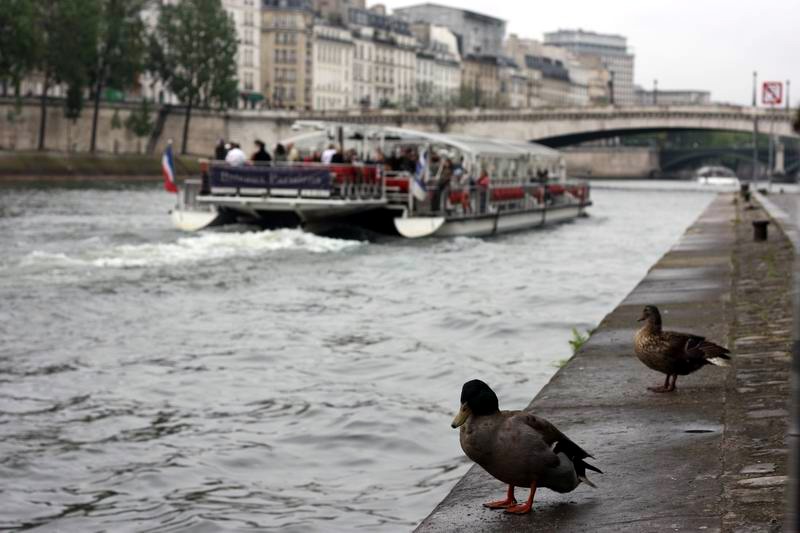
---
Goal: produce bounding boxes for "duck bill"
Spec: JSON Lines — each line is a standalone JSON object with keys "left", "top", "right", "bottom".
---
{"left": 637, "top": 313, "right": 647, "bottom": 322}
{"left": 451, "top": 403, "right": 471, "bottom": 428}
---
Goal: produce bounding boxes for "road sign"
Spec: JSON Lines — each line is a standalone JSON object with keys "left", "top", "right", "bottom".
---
{"left": 762, "top": 81, "right": 783, "bottom": 105}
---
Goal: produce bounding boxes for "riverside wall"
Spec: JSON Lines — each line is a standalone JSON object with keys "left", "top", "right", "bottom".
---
{"left": 416, "top": 192, "right": 794, "bottom": 532}
{"left": 0, "top": 100, "right": 662, "bottom": 178}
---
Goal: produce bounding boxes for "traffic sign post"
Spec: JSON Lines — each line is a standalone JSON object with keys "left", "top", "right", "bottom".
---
{"left": 762, "top": 81, "right": 783, "bottom": 106}
{"left": 761, "top": 81, "right": 783, "bottom": 187}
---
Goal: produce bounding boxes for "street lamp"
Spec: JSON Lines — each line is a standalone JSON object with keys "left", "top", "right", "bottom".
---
{"left": 653, "top": 79, "right": 658, "bottom": 105}
{"left": 752, "top": 71, "right": 758, "bottom": 182}
{"left": 608, "top": 71, "right": 615, "bottom": 106}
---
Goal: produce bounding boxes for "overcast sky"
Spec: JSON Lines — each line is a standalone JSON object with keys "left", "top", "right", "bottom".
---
{"left": 381, "top": 0, "right": 799, "bottom": 106}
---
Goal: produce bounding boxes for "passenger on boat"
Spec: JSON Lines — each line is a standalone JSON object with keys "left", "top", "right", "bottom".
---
{"left": 252, "top": 140, "right": 272, "bottom": 163}
{"left": 405, "top": 148, "right": 419, "bottom": 173}
{"left": 345, "top": 148, "right": 360, "bottom": 163}
{"left": 369, "top": 148, "right": 388, "bottom": 168}
{"left": 436, "top": 158, "right": 454, "bottom": 213}
{"left": 330, "top": 147, "right": 345, "bottom": 164}
{"left": 456, "top": 168, "right": 472, "bottom": 214}
{"left": 224, "top": 143, "right": 247, "bottom": 166}
{"left": 214, "top": 138, "right": 227, "bottom": 161}
{"left": 477, "top": 168, "right": 491, "bottom": 213}
{"left": 274, "top": 143, "right": 287, "bottom": 162}
{"left": 321, "top": 144, "right": 337, "bottom": 164}
{"left": 287, "top": 143, "right": 300, "bottom": 162}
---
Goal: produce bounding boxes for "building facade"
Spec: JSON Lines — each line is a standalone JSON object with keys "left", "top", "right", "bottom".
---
{"left": 312, "top": 23, "right": 354, "bottom": 110}
{"left": 348, "top": 7, "right": 416, "bottom": 108}
{"left": 223, "top": 0, "right": 262, "bottom": 105}
{"left": 634, "top": 86, "right": 711, "bottom": 106}
{"left": 504, "top": 34, "right": 599, "bottom": 107}
{"left": 544, "top": 29, "right": 634, "bottom": 106}
{"left": 261, "top": 0, "right": 315, "bottom": 110}
{"left": 394, "top": 3, "right": 505, "bottom": 56}
{"left": 411, "top": 23, "right": 461, "bottom": 106}
{"left": 461, "top": 55, "right": 500, "bottom": 108}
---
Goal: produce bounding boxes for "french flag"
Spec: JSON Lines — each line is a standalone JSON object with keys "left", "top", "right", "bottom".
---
{"left": 162, "top": 142, "right": 178, "bottom": 193}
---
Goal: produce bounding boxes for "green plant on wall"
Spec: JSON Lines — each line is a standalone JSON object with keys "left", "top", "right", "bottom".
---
{"left": 568, "top": 328, "right": 591, "bottom": 354}
{"left": 125, "top": 99, "right": 154, "bottom": 153}
{"left": 110, "top": 109, "right": 123, "bottom": 129}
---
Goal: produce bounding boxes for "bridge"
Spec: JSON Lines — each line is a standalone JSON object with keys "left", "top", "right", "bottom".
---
{"left": 2, "top": 98, "right": 798, "bottom": 161}
{"left": 230, "top": 104, "right": 799, "bottom": 147}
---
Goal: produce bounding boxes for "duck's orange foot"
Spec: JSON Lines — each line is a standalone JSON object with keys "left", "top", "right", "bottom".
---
{"left": 484, "top": 485, "right": 516, "bottom": 509}
{"left": 504, "top": 502, "right": 533, "bottom": 514}
{"left": 483, "top": 497, "right": 517, "bottom": 509}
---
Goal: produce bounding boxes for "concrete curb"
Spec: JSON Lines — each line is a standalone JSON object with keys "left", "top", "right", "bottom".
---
{"left": 755, "top": 191, "right": 800, "bottom": 533}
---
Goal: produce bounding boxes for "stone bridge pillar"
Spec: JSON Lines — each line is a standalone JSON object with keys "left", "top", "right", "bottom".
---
{"left": 775, "top": 142, "right": 785, "bottom": 174}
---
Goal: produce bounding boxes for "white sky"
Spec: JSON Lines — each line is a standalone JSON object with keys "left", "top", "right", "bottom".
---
{"left": 380, "top": 0, "right": 799, "bottom": 106}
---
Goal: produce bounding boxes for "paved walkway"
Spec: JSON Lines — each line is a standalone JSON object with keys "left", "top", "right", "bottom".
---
{"left": 416, "top": 193, "right": 793, "bottom": 532}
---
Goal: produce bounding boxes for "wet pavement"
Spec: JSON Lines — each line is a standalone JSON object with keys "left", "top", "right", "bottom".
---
{"left": 416, "top": 193, "right": 793, "bottom": 532}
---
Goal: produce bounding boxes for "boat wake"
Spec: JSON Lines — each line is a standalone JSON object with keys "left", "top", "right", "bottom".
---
{"left": 20, "top": 229, "right": 363, "bottom": 269}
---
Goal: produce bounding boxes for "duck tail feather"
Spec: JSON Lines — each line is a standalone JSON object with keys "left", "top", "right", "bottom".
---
{"left": 708, "top": 356, "right": 731, "bottom": 367}
{"left": 583, "top": 460, "right": 602, "bottom": 474}
{"left": 574, "top": 458, "right": 602, "bottom": 480}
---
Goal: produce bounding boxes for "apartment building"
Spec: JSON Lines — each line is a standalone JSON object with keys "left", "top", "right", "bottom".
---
{"left": 223, "top": 0, "right": 262, "bottom": 104}
{"left": 261, "top": 0, "right": 315, "bottom": 110}
{"left": 394, "top": 3, "right": 505, "bottom": 56}
{"left": 544, "top": 29, "right": 634, "bottom": 105}
{"left": 348, "top": 6, "right": 416, "bottom": 108}
{"left": 461, "top": 55, "right": 501, "bottom": 107}
{"left": 411, "top": 23, "right": 461, "bottom": 106}
{"left": 312, "top": 23, "right": 354, "bottom": 110}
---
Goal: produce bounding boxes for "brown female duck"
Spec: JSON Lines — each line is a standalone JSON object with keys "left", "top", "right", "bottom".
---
{"left": 634, "top": 305, "right": 731, "bottom": 392}
{"left": 451, "top": 380, "right": 600, "bottom": 514}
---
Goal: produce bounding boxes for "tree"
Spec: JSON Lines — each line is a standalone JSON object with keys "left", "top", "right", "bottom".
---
{"left": 150, "top": 0, "right": 238, "bottom": 154}
{"left": 33, "top": 0, "right": 99, "bottom": 150}
{"left": 794, "top": 108, "right": 800, "bottom": 134}
{"left": 0, "top": 0, "right": 38, "bottom": 97}
{"left": 87, "top": 0, "right": 147, "bottom": 152}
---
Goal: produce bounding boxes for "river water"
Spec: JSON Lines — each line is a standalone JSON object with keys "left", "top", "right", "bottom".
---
{"left": 0, "top": 182, "right": 713, "bottom": 532}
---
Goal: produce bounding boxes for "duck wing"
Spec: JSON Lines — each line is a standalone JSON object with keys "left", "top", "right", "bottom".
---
{"left": 663, "top": 331, "right": 731, "bottom": 364}
{"left": 518, "top": 412, "right": 602, "bottom": 475}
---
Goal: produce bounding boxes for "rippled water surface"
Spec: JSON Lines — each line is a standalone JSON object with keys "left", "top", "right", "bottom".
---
{"left": 0, "top": 181, "right": 713, "bottom": 531}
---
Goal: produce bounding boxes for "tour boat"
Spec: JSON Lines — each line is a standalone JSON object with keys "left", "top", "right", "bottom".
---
{"left": 695, "top": 165, "right": 740, "bottom": 188}
{"left": 171, "top": 123, "right": 591, "bottom": 238}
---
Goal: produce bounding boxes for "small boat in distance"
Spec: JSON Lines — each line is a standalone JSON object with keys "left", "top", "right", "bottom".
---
{"left": 171, "top": 123, "right": 591, "bottom": 238}
{"left": 695, "top": 165, "right": 740, "bottom": 188}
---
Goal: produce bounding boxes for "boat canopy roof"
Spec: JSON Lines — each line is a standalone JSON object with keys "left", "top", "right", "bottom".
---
{"left": 285, "top": 121, "right": 561, "bottom": 161}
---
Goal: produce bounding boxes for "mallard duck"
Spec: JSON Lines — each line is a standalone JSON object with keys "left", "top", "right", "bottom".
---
{"left": 634, "top": 305, "right": 731, "bottom": 392}
{"left": 451, "top": 379, "right": 601, "bottom": 514}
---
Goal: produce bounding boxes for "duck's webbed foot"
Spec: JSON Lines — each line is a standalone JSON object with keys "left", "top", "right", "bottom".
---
{"left": 504, "top": 481, "right": 536, "bottom": 514}
{"left": 483, "top": 484, "right": 516, "bottom": 509}
{"left": 648, "top": 374, "right": 676, "bottom": 393}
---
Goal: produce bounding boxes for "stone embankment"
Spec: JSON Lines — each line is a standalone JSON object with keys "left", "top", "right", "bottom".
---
{"left": 0, "top": 151, "right": 198, "bottom": 181}
{"left": 417, "top": 192, "right": 794, "bottom": 532}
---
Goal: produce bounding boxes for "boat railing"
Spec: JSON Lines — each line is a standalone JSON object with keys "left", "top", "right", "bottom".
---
{"left": 395, "top": 177, "right": 590, "bottom": 217}
{"left": 200, "top": 160, "right": 386, "bottom": 202}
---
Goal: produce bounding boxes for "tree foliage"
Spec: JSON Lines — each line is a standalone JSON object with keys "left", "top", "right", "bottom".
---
{"left": 794, "top": 108, "right": 800, "bottom": 134}
{"left": 33, "top": 0, "right": 99, "bottom": 148}
{"left": 125, "top": 99, "right": 154, "bottom": 138}
{"left": 88, "top": 0, "right": 148, "bottom": 151}
{"left": 0, "top": 0, "right": 39, "bottom": 95}
{"left": 150, "top": 0, "right": 238, "bottom": 153}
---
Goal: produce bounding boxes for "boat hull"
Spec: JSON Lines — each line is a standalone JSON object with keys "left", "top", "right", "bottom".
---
{"left": 394, "top": 203, "right": 589, "bottom": 238}
{"left": 171, "top": 207, "right": 227, "bottom": 232}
